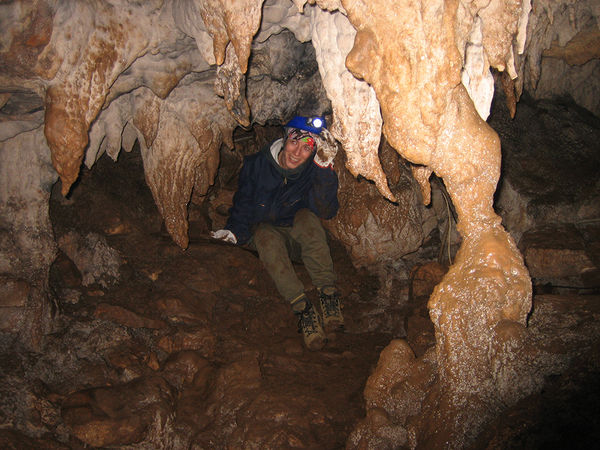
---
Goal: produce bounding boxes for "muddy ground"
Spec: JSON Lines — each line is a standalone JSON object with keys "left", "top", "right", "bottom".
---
{"left": 19, "top": 147, "right": 418, "bottom": 448}
{"left": 1, "top": 143, "right": 599, "bottom": 449}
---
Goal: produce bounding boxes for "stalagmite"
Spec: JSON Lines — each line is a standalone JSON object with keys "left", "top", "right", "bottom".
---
{"left": 342, "top": 0, "right": 532, "bottom": 445}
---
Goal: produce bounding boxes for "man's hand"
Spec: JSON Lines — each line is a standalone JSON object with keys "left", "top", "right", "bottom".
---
{"left": 210, "top": 229, "right": 237, "bottom": 244}
{"left": 313, "top": 128, "right": 339, "bottom": 168}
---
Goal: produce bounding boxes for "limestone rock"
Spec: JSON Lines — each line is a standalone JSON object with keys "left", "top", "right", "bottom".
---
{"left": 246, "top": 30, "right": 331, "bottom": 124}
{"left": 94, "top": 303, "right": 168, "bottom": 330}
{"left": 491, "top": 93, "right": 600, "bottom": 243}
{"left": 190, "top": 353, "right": 262, "bottom": 446}
{"left": 153, "top": 296, "right": 213, "bottom": 325}
{"left": 160, "top": 351, "right": 213, "bottom": 390}
{"left": 57, "top": 231, "right": 121, "bottom": 288}
{"left": 518, "top": 0, "right": 600, "bottom": 117}
{"left": 0, "top": 277, "right": 31, "bottom": 309}
{"left": 325, "top": 141, "right": 430, "bottom": 269}
{"left": 0, "top": 430, "right": 68, "bottom": 449}
{"left": 158, "top": 328, "right": 217, "bottom": 359}
{"left": 409, "top": 262, "right": 448, "bottom": 300}
{"left": 0, "top": 124, "right": 56, "bottom": 347}
{"left": 405, "top": 263, "right": 447, "bottom": 357}
{"left": 61, "top": 375, "right": 174, "bottom": 447}
{"left": 229, "top": 389, "right": 334, "bottom": 448}
{"left": 519, "top": 225, "right": 598, "bottom": 288}
{"left": 0, "top": 125, "right": 56, "bottom": 282}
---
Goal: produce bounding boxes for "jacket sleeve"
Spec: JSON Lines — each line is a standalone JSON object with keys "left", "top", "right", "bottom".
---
{"left": 225, "top": 158, "right": 255, "bottom": 245}
{"left": 307, "top": 164, "right": 339, "bottom": 219}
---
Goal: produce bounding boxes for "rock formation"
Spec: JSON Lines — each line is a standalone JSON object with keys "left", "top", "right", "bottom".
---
{"left": 0, "top": 0, "right": 598, "bottom": 447}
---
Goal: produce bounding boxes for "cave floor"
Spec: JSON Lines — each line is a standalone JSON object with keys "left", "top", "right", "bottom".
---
{"left": 2, "top": 149, "right": 599, "bottom": 448}
{"left": 19, "top": 149, "right": 403, "bottom": 448}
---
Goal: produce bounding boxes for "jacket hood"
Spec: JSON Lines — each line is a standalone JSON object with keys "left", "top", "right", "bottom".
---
{"left": 264, "top": 138, "right": 314, "bottom": 181}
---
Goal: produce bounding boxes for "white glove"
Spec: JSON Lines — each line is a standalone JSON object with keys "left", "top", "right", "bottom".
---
{"left": 210, "top": 229, "right": 237, "bottom": 244}
{"left": 313, "top": 128, "right": 339, "bottom": 168}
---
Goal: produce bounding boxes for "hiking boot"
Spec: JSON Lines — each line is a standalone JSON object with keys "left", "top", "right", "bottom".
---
{"left": 292, "top": 297, "right": 326, "bottom": 351}
{"left": 319, "top": 287, "right": 344, "bottom": 333}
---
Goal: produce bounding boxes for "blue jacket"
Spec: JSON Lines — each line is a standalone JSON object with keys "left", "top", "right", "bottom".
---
{"left": 225, "top": 139, "right": 339, "bottom": 245}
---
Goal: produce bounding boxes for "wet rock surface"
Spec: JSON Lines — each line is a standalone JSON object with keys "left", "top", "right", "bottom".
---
{"left": 491, "top": 90, "right": 600, "bottom": 293}
{"left": 0, "top": 142, "right": 598, "bottom": 448}
{"left": 2, "top": 149, "right": 396, "bottom": 448}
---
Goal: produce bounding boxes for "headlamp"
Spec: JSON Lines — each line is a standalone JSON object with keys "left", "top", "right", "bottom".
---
{"left": 308, "top": 117, "right": 324, "bottom": 129}
{"left": 284, "top": 115, "right": 327, "bottom": 134}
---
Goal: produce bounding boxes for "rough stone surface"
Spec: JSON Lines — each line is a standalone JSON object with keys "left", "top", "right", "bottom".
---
{"left": 0, "top": 122, "right": 56, "bottom": 347}
{"left": 519, "top": 225, "right": 598, "bottom": 288}
{"left": 0, "top": 0, "right": 598, "bottom": 448}
{"left": 246, "top": 30, "right": 331, "bottom": 124}
{"left": 325, "top": 141, "right": 432, "bottom": 270}
{"left": 518, "top": 0, "right": 600, "bottom": 117}
{"left": 61, "top": 375, "right": 174, "bottom": 447}
{"left": 57, "top": 231, "right": 121, "bottom": 288}
{"left": 94, "top": 303, "right": 168, "bottom": 330}
{"left": 491, "top": 91, "right": 600, "bottom": 243}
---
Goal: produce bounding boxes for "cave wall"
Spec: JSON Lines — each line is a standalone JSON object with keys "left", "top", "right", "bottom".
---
{"left": 0, "top": 0, "right": 598, "bottom": 446}
{"left": 518, "top": 0, "right": 600, "bottom": 117}
{"left": 0, "top": 121, "right": 56, "bottom": 348}
{"left": 1, "top": 0, "right": 596, "bottom": 269}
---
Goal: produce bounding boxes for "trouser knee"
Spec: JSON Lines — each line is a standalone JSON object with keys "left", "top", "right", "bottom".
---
{"left": 253, "top": 223, "right": 283, "bottom": 253}
{"left": 252, "top": 223, "right": 304, "bottom": 302}
{"left": 294, "top": 208, "right": 321, "bottom": 229}
{"left": 292, "top": 209, "right": 326, "bottom": 244}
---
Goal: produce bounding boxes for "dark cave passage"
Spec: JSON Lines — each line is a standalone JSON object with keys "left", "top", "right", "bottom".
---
{"left": 18, "top": 127, "right": 594, "bottom": 449}
{"left": 0, "top": 96, "right": 596, "bottom": 447}
{"left": 38, "top": 144, "right": 411, "bottom": 448}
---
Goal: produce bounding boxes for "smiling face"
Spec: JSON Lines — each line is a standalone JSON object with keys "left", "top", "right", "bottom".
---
{"left": 279, "top": 130, "right": 316, "bottom": 170}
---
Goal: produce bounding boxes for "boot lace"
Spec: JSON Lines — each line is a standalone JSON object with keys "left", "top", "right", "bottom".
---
{"left": 320, "top": 291, "right": 341, "bottom": 319}
{"left": 296, "top": 304, "right": 318, "bottom": 336}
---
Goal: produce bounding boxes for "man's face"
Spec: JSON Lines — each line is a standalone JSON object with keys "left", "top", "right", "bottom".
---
{"left": 280, "top": 131, "right": 315, "bottom": 169}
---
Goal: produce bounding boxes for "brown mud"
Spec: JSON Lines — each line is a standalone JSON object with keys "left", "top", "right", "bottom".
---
{"left": 0, "top": 139, "right": 596, "bottom": 449}
{"left": 43, "top": 148, "right": 405, "bottom": 448}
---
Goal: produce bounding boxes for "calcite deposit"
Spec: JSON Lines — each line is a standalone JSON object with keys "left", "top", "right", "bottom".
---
{"left": 309, "top": 5, "right": 395, "bottom": 201}
{"left": 341, "top": 0, "right": 532, "bottom": 445}
{"left": 0, "top": 0, "right": 598, "bottom": 447}
{"left": 325, "top": 141, "right": 431, "bottom": 270}
{"left": 40, "top": 1, "right": 173, "bottom": 195}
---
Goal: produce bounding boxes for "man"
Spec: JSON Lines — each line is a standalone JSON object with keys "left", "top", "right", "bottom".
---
{"left": 211, "top": 116, "right": 343, "bottom": 350}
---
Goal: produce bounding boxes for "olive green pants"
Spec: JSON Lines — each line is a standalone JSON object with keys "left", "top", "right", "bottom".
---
{"left": 249, "top": 209, "right": 336, "bottom": 303}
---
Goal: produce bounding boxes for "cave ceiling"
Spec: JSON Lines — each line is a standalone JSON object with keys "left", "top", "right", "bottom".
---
{"left": 1, "top": 2, "right": 599, "bottom": 446}
{"left": 1, "top": 0, "right": 597, "bottom": 251}
{"left": 0, "top": 0, "right": 598, "bottom": 302}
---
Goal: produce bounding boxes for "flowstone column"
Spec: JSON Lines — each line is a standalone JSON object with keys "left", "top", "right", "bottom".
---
{"left": 0, "top": 123, "right": 57, "bottom": 349}
{"left": 342, "top": 0, "right": 532, "bottom": 445}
